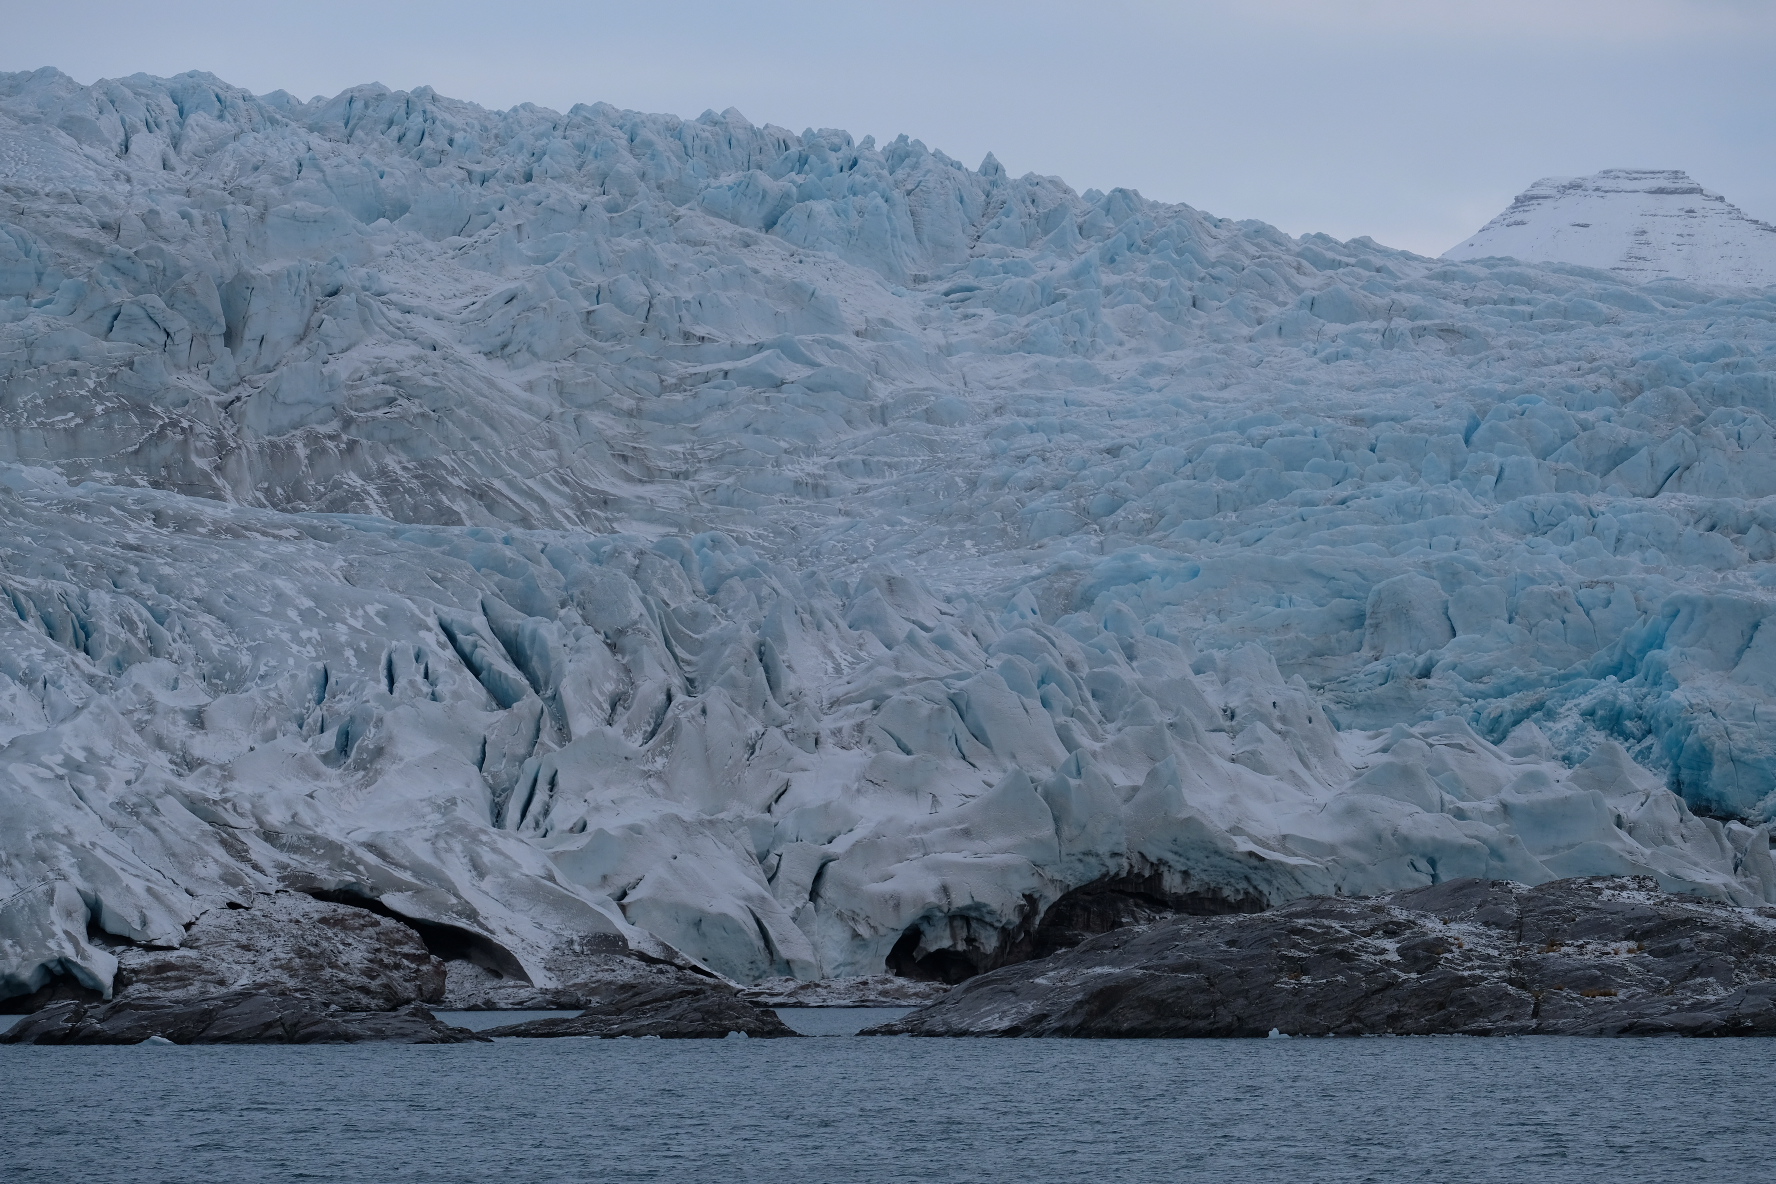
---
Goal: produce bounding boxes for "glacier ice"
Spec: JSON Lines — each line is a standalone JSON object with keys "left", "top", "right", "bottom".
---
{"left": 3, "top": 68, "right": 1776, "bottom": 1000}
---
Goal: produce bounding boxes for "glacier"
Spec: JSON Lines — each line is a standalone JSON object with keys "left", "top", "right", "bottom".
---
{"left": 3, "top": 67, "right": 1776, "bottom": 1003}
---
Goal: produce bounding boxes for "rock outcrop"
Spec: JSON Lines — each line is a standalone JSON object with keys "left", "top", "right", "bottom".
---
{"left": 433, "top": 922, "right": 800, "bottom": 1037}
{"left": 112, "top": 892, "right": 448, "bottom": 1010}
{"left": 867, "top": 877, "right": 1776, "bottom": 1037}
{"left": 438, "top": 942, "right": 726, "bottom": 1011}
{"left": 2, "top": 892, "right": 489, "bottom": 1043}
{"left": 482, "top": 980, "right": 797, "bottom": 1038}
{"left": 1, "top": 994, "right": 485, "bottom": 1044}
{"left": 741, "top": 975, "right": 950, "bottom": 1008}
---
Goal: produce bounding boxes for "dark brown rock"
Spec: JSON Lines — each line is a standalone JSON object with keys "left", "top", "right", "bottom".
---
{"left": 741, "top": 975, "right": 951, "bottom": 1008}
{"left": 866, "top": 876, "right": 1776, "bottom": 1038}
{"left": 883, "top": 867, "right": 1266, "bottom": 984}
{"left": 483, "top": 980, "right": 797, "bottom": 1038}
{"left": 0, "top": 993, "right": 488, "bottom": 1044}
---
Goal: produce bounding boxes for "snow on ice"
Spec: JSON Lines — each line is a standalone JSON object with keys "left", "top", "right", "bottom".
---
{"left": 3, "top": 69, "right": 1776, "bottom": 1002}
{"left": 1446, "top": 169, "right": 1776, "bottom": 288}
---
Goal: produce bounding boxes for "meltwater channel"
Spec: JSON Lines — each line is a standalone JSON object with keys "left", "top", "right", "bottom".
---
{"left": 3, "top": 1009, "right": 1769, "bottom": 1184}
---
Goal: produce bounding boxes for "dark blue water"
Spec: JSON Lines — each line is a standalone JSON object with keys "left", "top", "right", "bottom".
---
{"left": 4, "top": 1023, "right": 1770, "bottom": 1183}
{"left": 429, "top": 1007, "right": 914, "bottom": 1035}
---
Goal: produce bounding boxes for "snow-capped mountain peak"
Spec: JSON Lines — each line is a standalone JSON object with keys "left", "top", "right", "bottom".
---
{"left": 1443, "top": 169, "right": 1776, "bottom": 288}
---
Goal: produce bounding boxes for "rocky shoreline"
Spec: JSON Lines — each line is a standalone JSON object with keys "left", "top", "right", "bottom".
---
{"left": 481, "top": 983, "right": 798, "bottom": 1038}
{"left": 3, "top": 994, "right": 486, "bottom": 1044}
{"left": 866, "top": 877, "right": 1776, "bottom": 1038}
{"left": 14, "top": 877, "right": 1776, "bottom": 1043}
{"left": 0, "top": 892, "right": 791, "bottom": 1045}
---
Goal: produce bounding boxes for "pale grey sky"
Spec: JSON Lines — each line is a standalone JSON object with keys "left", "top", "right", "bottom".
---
{"left": 3, "top": 0, "right": 1771, "bottom": 256}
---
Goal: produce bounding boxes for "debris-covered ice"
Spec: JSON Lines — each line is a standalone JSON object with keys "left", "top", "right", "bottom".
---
{"left": 3, "top": 69, "right": 1776, "bottom": 1000}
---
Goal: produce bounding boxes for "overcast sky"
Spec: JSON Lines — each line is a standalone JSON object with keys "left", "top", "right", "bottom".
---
{"left": 4, "top": 0, "right": 1771, "bottom": 256}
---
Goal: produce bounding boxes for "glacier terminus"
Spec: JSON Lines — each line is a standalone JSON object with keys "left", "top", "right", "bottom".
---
{"left": 3, "top": 68, "right": 1776, "bottom": 1009}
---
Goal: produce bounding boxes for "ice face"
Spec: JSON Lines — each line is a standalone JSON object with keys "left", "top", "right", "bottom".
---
{"left": 3, "top": 69, "right": 1776, "bottom": 995}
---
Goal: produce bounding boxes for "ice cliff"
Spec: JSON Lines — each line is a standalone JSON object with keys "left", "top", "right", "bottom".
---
{"left": 4, "top": 68, "right": 1776, "bottom": 1002}
{"left": 1445, "top": 170, "right": 1776, "bottom": 288}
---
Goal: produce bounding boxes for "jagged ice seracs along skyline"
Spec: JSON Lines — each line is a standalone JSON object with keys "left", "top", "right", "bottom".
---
{"left": 2, "top": 67, "right": 1776, "bottom": 1006}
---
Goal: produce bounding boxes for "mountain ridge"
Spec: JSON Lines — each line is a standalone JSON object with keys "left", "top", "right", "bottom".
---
{"left": 1445, "top": 168, "right": 1776, "bottom": 288}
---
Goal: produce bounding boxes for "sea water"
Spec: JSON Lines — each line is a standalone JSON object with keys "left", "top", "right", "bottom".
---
{"left": 425, "top": 1008, "right": 914, "bottom": 1035}
{"left": 3, "top": 1015, "right": 1768, "bottom": 1183}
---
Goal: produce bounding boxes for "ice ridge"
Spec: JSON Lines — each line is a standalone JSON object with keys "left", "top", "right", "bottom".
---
{"left": 3, "top": 69, "right": 1776, "bottom": 1000}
